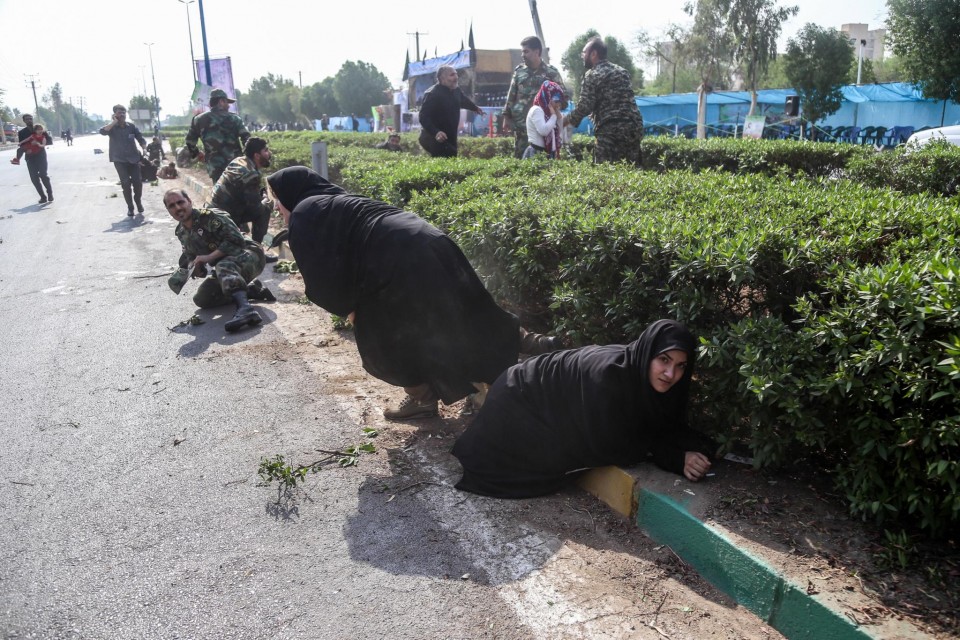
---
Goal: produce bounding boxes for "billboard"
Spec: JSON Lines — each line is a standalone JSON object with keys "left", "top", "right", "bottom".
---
{"left": 192, "top": 57, "right": 238, "bottom": 114}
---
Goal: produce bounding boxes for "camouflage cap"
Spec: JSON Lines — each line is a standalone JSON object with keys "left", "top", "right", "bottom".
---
{"left": 209, "top": 88, "right": 236, "bottom": 104}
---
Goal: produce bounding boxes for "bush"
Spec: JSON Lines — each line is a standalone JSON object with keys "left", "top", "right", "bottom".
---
{"left": 180, "top": 131, "right": 960, "bottom": 537}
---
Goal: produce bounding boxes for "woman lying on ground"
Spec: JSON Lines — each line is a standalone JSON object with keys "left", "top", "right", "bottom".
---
{"left": 452, "top": 319, "right": 716, "bottom": 498}
{"left": 266, "top": 166, "right": 560, "bottom": 421}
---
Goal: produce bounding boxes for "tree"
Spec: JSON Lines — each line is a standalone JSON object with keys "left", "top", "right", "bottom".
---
{"left": 872, "top": 56, "right": 908, "bottom": 84}
{"left": 129, "top": 94, "right": 160, "bottom": 116}
{"left": 683, "top": 0, "right": 736, "bottom": 137}
{"left": 561, "top": 30, "right": 640, "bottom": 99}
{"left": 888, "top": 0, "right": 960, "bottom": 103}
{"left": 637, "top": 25, "right": 698, "bottom": 95}
{"left": 782, "top": 24, "right": 854, "bottom": 127}
{"left": 728, "top": 0, "right": 798, "bottom": 115}
{"left": 243, "top": 74, "right": 301, "bottom": 123}
{"left": 332, "top": 61, "right": 390, "bottom": 116}
{"left": 44, "top": 83, "right": 66, "bottom": 134}
{"left": 300, "top": 78, "right": 339, "bottom": 120}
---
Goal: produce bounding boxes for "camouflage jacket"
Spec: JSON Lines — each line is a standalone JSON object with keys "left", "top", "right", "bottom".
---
{"left": 210, "top": 156, "right": 267, "bottom": 215}
{"left": 568, "top": 61, "right": 642, "bottom": 132}
{"left": 174, "top": 207, "right": 246, "bottom": 264}
{"left": 504, "top": 62, "right": 566, "bottom": 123}
{"left": 184, "top": 107, "right": 250, "bottom": 177}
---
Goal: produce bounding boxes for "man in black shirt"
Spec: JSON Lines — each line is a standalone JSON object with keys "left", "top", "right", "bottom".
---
{"left": 418, "top": 65, "right": 484, "bottom": 157}
{"left": 10, "top": 114, "right": 53, "bottom": 204}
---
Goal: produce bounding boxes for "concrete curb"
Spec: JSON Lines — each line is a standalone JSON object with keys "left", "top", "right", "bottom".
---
{"left": 178, "top": 171, "right": 212, "bottom": 203}
{"left": 578, "top": 466, "right": 886, "bottom": 640}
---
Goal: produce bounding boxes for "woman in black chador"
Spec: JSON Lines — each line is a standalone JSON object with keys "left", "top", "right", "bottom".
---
{"left": 267, "top": 167, "right": 560, "bottom": 421}
{"left": 452, "top": 319, "right": 716, "bottom": 498}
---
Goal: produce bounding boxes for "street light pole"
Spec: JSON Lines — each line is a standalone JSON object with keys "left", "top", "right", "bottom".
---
{"left": 198, "top": 0, "right": 212, "bottom": 86}
{"left": 856, "top": 38, "right": 866, "bottom": 85}
{"left": 177, "top": 0, "right": 197, "bottom": 83}
{"left": 145, "top": 43, "right": 161, "bottom": 131}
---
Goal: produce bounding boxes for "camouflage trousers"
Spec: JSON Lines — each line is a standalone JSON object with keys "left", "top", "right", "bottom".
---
{"left": 193, "top": 243, "right": 266, "bottom": 308}
{"left": 513, "top": 129, "right": 530, "bottom": 159}
{"left": 226, "top": 202, "right": 272, "bottom": 244}
{"left": 169, "top": 241, "right": 266, "bottom": 307}
{"left": 593, "top": 122, "right": 644, "bottom": 166}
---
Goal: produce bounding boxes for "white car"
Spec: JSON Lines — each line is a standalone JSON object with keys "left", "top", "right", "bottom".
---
{"left": 906, "top": 125, "right": 960, "bottom": 147}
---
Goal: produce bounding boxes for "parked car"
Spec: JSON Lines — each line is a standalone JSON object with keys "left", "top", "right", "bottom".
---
{"left": 2, "top": 122, "right": 19, "bottom": 143}
{"left": 906, "top": 125, "right": 960, "bottom": 148}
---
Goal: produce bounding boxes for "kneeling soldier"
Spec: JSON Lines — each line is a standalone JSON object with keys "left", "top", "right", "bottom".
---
{"left": 164, "top": 189, "right": 275, "bottom": 332}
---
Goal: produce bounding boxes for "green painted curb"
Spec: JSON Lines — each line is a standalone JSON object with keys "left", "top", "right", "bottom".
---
{"left": 636, "top": 489, "right": 874, "bottom": 640}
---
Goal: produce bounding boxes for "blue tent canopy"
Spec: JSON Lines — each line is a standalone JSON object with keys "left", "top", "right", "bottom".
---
{"left": 634, "top": 82, "right": 960, "bottom": 131}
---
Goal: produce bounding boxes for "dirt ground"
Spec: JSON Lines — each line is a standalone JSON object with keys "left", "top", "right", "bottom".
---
{"left": 170, "top": 165, "right": 959, "bottom": 639}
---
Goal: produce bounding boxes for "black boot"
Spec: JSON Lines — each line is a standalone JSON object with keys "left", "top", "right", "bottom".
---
{"left": 246, "top": 279, "right": 276, "bottom": 302}
{"left": 224, "top": 290, "right": 263, "bottom": 332}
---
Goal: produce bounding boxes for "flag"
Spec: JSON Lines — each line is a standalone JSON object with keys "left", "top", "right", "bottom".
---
{"left": 402, "top": 50, "right": 410, "bottom": 81}
{"left": 468, "top": 22, "right": 475, "bottom": 49}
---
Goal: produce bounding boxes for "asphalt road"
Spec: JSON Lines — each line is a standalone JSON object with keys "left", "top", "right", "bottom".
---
{"left": 0, "top": 135, "right": 776, "bottom": 640}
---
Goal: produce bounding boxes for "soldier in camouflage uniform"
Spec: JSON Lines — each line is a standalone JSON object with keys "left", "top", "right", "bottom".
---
{"left": 185, "top": 88, "right": 251, "bottom": 184}
{"left": 565, "top": 37, "right": 644, "bottom": 166}
{"left": 210, "top": 137, "right": 277, "bottom": 262}
{"left": 164, "top": 189, "right": 274, "bottom": 333}
{"left": 503, "top": 36, "right": 566, "bottom": 159}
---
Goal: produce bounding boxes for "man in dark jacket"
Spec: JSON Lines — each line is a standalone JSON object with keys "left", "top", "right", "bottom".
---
{"left": 11, "top": 114, "right": 54, "bottom": 204}
{"left": 417, "top": 65, "right": 484, "bottom": 157}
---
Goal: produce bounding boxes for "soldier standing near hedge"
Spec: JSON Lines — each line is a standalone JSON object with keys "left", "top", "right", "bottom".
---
{"left": 503, "top": 36, "right": 566, "bottom": 159}
{"left": 185, "top": 88, "right": 251, "bottom": 184}
{"left": 565, "top": 36, "right": 644, "bottom": 166}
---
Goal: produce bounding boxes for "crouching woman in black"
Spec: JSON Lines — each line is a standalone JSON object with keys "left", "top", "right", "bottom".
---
{"left": 452, "top": 319, "right": 715, "bottom": 498}
{"left": 266, "top": 166, "right": 524, "bottom": 421}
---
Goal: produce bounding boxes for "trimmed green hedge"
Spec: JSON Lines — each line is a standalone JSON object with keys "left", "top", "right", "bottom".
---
{"left": 168, "top": 130, "right": 960, "bottom": 536}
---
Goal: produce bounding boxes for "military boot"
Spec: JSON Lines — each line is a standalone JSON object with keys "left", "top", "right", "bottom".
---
{"left": 246, "top": 279, "right": 277, "bottom": 302}
{"left": 224, "top": 290, "right": 263, "bottom": 332}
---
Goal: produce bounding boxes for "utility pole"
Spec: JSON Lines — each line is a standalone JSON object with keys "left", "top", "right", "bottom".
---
{"left": 408, "top": 30, "right": 428, "bottom": 61}
{"left": 145, "top": 43, "right": 161, "bottom": 130}
{"left": 299, "top": 71, "right": 302, "bottom": 89}
{"left": 177, "top": 0, "right": 198, "bottom": 83}
{"left": 25, "top": 74, "right": 41, "bottom": 119}
{"left": 528, "top": 0, "right": 548, "bottom": 63}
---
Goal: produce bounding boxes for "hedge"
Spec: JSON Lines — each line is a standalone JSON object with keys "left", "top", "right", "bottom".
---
{"left": 167, "top": 130, "right": 960, "bottom": 536}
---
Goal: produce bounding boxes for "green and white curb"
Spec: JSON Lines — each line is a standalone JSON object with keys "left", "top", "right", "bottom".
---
{"left": 579, "top": 466, "right": 929, "bottom": 640}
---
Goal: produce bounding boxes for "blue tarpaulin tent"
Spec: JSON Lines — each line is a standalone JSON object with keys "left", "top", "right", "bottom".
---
{"left": 630, "top": 82, "right": 960, "bottom": 133}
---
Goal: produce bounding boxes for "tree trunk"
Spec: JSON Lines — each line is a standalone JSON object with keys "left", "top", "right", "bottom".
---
{"left": 697, "top": 84, "right": 708, "bottom": 140}
{"left": 747, "top": 90, "right": 758, "bottom": 117}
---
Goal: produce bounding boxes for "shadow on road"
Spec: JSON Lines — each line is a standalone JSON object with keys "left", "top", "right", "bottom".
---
{"left": 9, "top": 202, "right": 51, "bottom": 215}
{"left": 104, "top": 214, "right": 150, "bottom": 233}
{"left": 172, "top": 305, "right": 278, "bottom": 358}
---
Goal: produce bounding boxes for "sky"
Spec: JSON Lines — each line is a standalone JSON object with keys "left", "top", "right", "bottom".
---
{"left": 0, "top": 0, "right": 889, "bottom": 121}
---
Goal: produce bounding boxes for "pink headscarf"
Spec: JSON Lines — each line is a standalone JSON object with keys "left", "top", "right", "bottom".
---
{"left": 532, "top": 80, "right": 564, "bottom": 155}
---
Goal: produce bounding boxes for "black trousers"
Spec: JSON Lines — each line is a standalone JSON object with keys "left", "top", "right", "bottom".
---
{"left": 113, "top": 162, "right": 143, "bottom": 209}
{"left": 25, "top": 153, "right": 52, "bottom": 199}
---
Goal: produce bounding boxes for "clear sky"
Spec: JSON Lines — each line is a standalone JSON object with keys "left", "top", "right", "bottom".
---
{"left": 0, "top": 0, "right": 888, "bottom": 121}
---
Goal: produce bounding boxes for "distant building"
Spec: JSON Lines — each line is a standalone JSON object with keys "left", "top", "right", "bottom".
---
{"left": 841, "top": 23, "right": 886, "bottom": 61}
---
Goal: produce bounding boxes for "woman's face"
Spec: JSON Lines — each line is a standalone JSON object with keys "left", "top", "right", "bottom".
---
{"left": 268, "top": 185, "right": 291, "bottom": 225}
{"left": 648, "top": 349, "right": 688, "bottom": 393}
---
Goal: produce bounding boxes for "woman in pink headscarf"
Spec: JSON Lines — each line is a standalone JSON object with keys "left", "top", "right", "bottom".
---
{"left": 523, "top": 80, "right": 565, "bottom": 159}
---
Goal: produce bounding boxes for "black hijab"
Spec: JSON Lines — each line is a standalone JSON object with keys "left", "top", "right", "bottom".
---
{"left": 267, "top": 165, "right": 345, "bottom": 212}
{"left": 452, "top": 319, "right": 707, "bottom": 498}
